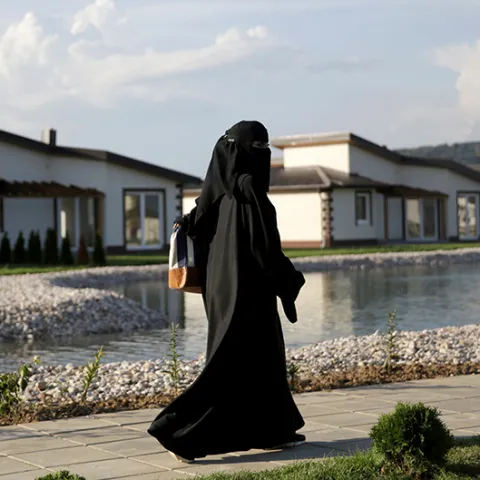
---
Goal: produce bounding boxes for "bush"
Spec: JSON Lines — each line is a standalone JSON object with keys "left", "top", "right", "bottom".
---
{"left": 76, "top": 235, "right": 89, "bottom": 265}
{"left": 13, "top": 231, "right": 26, "bottom": 264}
{"left": 28, "top": 230, "right": 43, "bottom": 264}
{"left": 93, "top": 232, "right": 106, "bottom": 266}
{"left": 60, "top": 234, "right": 74, "bottom": 265}
{"left": 35, "top": 471, "right": 86, "bottom": 480}
{"left": 0, "top": 232, "right": 11, "bottom": 264}
{"left": 370, "top": 402, "right": 454, "bottom": 477}
{"left": 44, "top": 228, "right": 59, "bottom": 265}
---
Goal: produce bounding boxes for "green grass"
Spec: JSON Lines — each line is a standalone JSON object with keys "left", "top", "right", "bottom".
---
{"left": 1, "top": 242, "right": 480, "bottom": 276}
{"left": 284, "top": 242, "right": 480, "bottom": 258}
{"left": 194, "top": 437, "right": 480, "bottom": 480}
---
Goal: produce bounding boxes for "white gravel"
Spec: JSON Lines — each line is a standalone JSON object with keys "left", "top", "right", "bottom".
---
{"left": 20, "top": 323, "right": 480, "bottom": 405}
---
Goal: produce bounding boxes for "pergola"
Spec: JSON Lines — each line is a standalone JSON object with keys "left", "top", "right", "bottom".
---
{"left": 0, "top": 179, "right": 105, "bottom": 238}
{"left": 0, "top": 180, "right": 104, "bottom": 198}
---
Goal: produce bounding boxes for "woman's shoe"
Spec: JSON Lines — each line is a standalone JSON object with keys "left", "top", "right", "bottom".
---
{"left": 168, "top": 450, "right": 195, "bottom": 464}
{"left": 263, "top": 433, "right": 306, "bottom": 451}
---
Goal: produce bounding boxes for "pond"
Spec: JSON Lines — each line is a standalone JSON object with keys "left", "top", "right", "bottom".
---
{"left": 1, "top": 263, "right": 479, "bottom": 371}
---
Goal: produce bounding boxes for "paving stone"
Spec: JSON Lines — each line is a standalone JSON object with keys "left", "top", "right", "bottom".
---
{"left": 0, "top": 469, "right": 52, "bottom": 480}
{"left": 246, "top": 444, "right": 332, "bottom": 464}
{"left": 306, "top": 428, "right": 369, "bottom": 443}
{"left": 122, "top": 422, "right": 151, "bottom": 433}
{"left": 0, "top": 436, "right": 79, "bottom": 456}
{"left": 318, "top": 398, "right": 395, "bottom": 413}
{"left": 0, "top": 456, "right": 39, "bottom": 475}
{"left": 15, "top": 445, "right": 118, "bottom": 468}
{"left": 92, "top": 436, "right": 164, "bottom": 456}
{"left": 119, "top": 472, "right": 190, "bottom": 480}
{"left": 58, "top": 426, "right": 145, "bottom": 445}
{"left": 434, "top": 398, "right": 480, "bottom": 414}
{"left": 441, "top": 413, "right": 480, "bottom": 430}
{"left": 25, "top": 417, "right": 108, "bottom": 434}
{"left": 49, "top": 458, "right": 164, "bottom": 480}
{"left": 94, "top": 409, "right": 162, "bottom": 426}
{"left": 0, "top": 426, "right": 43, "bottom": 442}
{"left": 309, "top": 412, "right": 378, "bottom": 428}
{"left": 298, "top": 404, "right": 347, "bottom": 418}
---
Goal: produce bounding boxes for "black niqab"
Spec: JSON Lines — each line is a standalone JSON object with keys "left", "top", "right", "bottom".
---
{"left": 194, "top": 120, "right": 271, "bottom": 230}
{"left": 148, "top": 120, "right": 305, "bottom": 460}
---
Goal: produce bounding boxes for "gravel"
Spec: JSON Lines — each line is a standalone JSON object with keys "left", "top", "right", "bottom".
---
{"left": 20, "top": 323, "right": 480, "bottom": 404}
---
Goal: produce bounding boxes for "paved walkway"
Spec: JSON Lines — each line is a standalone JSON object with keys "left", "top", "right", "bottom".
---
{"left": 2, "top": 374, "right": 480, "bottom": 480}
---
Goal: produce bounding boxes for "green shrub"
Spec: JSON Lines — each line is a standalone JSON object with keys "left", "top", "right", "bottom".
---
{"left": 60, "top": 234, "right": 74, "bottom": 265}
{"left": 0, "top": 232, "right": 12, "bottom": 264}
{"left": 76, "top": 235, "right": 89, "bottom": 265}
{"left": 44, "top": 228, "right": 59, "bottom": 265}
{"left": 27, "top": 230, "right": 43, "bottom": 264}
{"left": 93, "top": 232, "right": 106, "bottom": 266}
{"left": 370, "top": 402, "right": 454, "bottom": 477}
{"left": 13, "top": 231, "right": 26, "bottom": 264}
{"left": 35, "top": 471, "right": 86, "bottom": 480}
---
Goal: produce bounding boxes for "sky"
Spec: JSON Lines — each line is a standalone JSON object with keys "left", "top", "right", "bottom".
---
{"left": 1, "top": 0, "right": 480, "bottom": 177}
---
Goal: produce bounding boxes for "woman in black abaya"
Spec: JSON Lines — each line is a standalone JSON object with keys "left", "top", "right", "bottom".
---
{"left": 148, "top": 120, "right": 306, "bottom": 462}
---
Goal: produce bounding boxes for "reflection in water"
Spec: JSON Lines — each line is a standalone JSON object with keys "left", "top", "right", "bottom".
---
{"left": 1, "top": 264, "right": 480, "bottom": 371}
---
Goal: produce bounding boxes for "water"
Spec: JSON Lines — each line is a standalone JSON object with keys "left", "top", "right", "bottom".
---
{"left": 1, "top": 264, "right": 480, "bottom": 371}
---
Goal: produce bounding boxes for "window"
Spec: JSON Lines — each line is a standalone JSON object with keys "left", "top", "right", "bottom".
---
{"left": 457, "top": 193, "right": 479, "bottom": 239}
{"left": 124, "top": 191, "right": 165, "bottom": 249}
{"left": 405, "top": 197, "right": 438, "bottom": 240}
{"left": 58, "top": 197, "right": 100, "bottom": 248}
{"left": 355, "top": 191, "right": 371, "bottom": 225}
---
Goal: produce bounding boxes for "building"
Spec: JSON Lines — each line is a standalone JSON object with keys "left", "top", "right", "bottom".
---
{"left": 184, "top": 132, "right": 480, "bottom": 247}
{"left": 0, "top": 128, "right": 201, "bottom": 253}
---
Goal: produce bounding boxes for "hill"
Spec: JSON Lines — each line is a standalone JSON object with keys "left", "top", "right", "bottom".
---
{"left": 396, "top": 142, "right": 480, "bottom": 165}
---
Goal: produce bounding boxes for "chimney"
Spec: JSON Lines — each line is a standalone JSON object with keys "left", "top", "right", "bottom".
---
{"left": 41, "top": 128, "right": 57, "bottom": 147}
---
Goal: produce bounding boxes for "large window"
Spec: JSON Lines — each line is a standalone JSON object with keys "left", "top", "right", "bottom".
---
{"left": 355, "top": 191, "right": 371, "bottom": 225}
{"left": 457, "top": 193, "right": 479, "bottom": 239}
{"left": 59, "top": 197, "right": 99, "bottom": 248}
{"left": 124, "top": 191, "right": 164, "bottom": 249}
{"left": 406, "top": 198, "right": 438, "bottom": 240}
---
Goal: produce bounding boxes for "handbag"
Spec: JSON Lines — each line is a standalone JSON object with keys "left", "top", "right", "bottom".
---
{"left": 168, "top": 223, "right": 203, "bottom": 294}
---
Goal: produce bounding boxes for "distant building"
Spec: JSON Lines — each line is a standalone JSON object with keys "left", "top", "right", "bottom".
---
{"left": 184, "top": 132, "right": 480, "bottom": 247}
{"left": 0, "top": 128, "right": 201, "bottom": 253}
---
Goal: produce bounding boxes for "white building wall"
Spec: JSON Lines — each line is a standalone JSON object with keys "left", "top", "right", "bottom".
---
{"left": 0, "top": 143, "right": 53, "bottom": 240}
{"left": 349, "top": 146, "right": 398, "bottom": 183}
{"left": 387, "top": 198, "right": 403, "bottom": 240}
{"left": 375, "top": 192, "right": 385, "bottom": 240}
{"left": 50, "top": 156, "right": 179, "bottom": 248}
{"left": 283, "top": 143, "right": 350, "bottom": 171}
{"left": 332, "top": 189, "right": 378, "bottom": 241}
{"left": 3, "top": 198, "right": 53, "bottom": 243}
{"left": 269, "top": 192, "right": 322, "bottom": 245}
{"left": 0, "top": 142, "right": 50, "bottom": 181}
{"left": 183, "top": 192, "right": 323, "bottom": 246}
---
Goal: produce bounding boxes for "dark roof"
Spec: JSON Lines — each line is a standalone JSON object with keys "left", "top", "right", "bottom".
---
{"left": 271, "top": 131, "right": 480, "bottom": 184}
{"left": 0, "top": 129, "right": 202, "bottom": 185}
{"left": 0, "top": 180, "right": 104, "bottom": 198}
{"left": 184, "top": 165, "right": 446, "bottom": 197}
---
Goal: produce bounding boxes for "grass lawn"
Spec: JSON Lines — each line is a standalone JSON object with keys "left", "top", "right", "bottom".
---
{"left": 1, "top": 243, "right": 480, "bottom": 276}
{"left": 195, "top": 437, "right": 480, "bottom": 480}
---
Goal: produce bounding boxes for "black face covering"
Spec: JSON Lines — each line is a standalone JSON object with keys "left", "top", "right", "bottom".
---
{"left": 194, "top": 120, "right": 271, "bottom": 229}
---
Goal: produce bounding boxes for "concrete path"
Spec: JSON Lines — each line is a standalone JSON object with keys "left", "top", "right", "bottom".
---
{"left": 2, "top": 374, "right": 480, "bottom": 480}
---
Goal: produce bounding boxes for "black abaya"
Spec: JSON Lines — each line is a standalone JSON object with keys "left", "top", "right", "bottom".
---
{"left": 148, "top": 122, "right": 305, "bottom": 460}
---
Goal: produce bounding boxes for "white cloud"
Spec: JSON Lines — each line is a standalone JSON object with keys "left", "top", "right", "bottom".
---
{"left": 0, "top": 1, "right": 276, "bottom": 112}
{"left": 71, "top": 0, "right": 125, "bottom": 36}
{"left": 0, "top": 12, "right": 57, "bottom": 78}
{"left": 434, "top": 40, "right": 480, "bottom": 123}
